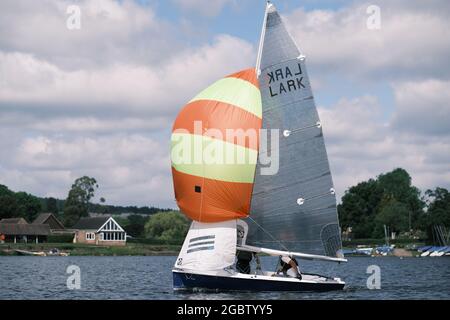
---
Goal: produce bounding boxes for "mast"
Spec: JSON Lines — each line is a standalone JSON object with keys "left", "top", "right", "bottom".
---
{"left": 255, "top": 1, "right": 271, "bottom": 76}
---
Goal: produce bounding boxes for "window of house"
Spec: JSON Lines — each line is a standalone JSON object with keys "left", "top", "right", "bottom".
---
{"left": 86, "top": 232, "right": 95, "bottom": 240}
{"left": 100, "top": 230, "right": 125, "bottom": 241}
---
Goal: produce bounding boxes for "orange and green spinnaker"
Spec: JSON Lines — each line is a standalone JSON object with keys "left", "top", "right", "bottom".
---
{"left": 171, "top": 68, "right": 262, "bottom": 222}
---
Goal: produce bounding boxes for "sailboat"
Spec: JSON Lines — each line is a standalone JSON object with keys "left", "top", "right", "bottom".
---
{"left": 171, "top": 2, "right": 346, "bottom": 292}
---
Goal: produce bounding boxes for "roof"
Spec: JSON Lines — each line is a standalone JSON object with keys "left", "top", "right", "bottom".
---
{"left": 0, "top": 224, "right": 50, "bottom": 236}
{"left": 32, "top": 213, "right": 65, "bottom": 229}
{"left": 72, "top": 216, "right": 110, "bottom": 230}
{"left": 0, "top": 218, "right": 28, "bottom": 224}
{"left": 32, "top": 213, "right": 52, "bottom": 224}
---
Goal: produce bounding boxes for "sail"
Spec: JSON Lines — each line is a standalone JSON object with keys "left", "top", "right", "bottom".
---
{"left": 246, "top": 3, "right": 343, "bottom": 257}
{"left": 175, "top": 220, "right": 237, "bottom": 271}
{"left": 171, "top": 69, "right": 262, "bottom": 222}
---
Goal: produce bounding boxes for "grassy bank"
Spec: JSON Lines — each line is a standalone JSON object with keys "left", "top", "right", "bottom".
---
{"left": 0, "top": 242, "right": 181, "bottom": 256}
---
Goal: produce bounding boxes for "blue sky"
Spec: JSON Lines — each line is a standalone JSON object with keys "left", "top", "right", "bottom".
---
{"left": 0, "top": 0, "right": 449, "bottom": 208}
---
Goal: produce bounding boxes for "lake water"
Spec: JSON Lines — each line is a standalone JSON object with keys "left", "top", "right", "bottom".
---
{"left": 1, "top": 255, "right": 449, "bottom": 300}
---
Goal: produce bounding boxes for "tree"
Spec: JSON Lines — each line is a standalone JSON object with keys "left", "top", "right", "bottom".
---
{"left": 0, "top": 186, "right": 41, "bottom": 221}
{"left": 425, "top": 188, "right": 450, "bottom": 225}
{"left": 0, "top": 185, "right": 19, "bottom": 220}
{"left": 377, "top": 168, "right": 424, "bottom": 230}
{"left": 338, "top": 179, "right": 383, "bottom": 238}
{"left": 422, "top": 188, "right": 450, "bottom": 242}
{"left": 123, "top": 215, "right": 148, "bottom": 237}
{"left": 338, "top": 168, "right": 425, "bottom": 239}
{"left": 125, "top": 224, "right": 145, "bottom": 237}
{"left": 128, "top": 214, "right": 146, "bottom": 225}
{"left": 46, "top": 197, "right": 59, "bottom": 215}
{"left": 375, "top": 197, "right": 409, "bottom": 237}
{"left": 144, "top": 211, "right": 189, "bottom": 243}
{"left": 15, "top": 192, "right": 42, "bottom": 222}
{"left": 64, "top": 176, "right": 98, "bottom": 227}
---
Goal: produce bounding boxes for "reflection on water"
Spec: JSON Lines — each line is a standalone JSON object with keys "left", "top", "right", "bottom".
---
{"left": 0, "top": 255, "right": 449, "bottom": 299}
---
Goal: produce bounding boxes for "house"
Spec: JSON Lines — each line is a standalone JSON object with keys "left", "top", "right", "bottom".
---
{"left": 32, "top": 213, "right": 65, "bottom": 231}
{"left": 0, "top": 217, "right": 28, "bottom": 225}
{"left": 72, "top": 216, "right": 126, "bottom": 246}
{"left": 0, "top": 223, "right": 50, "bottom": 243}
{"left": 0, "top": 215, "right": 65, "bottom": 244}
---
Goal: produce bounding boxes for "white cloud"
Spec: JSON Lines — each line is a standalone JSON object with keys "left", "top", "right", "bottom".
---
{"left": 0, "top": 0, "right": 175, "bottom": 69}
{"left": 0, "top": 34, "right": 254, "bottom": 117}
{"left": 320, "top": 95, "right": 385, "bottom": 144}
{"left": 0, "top": 133, "right": 174, "bottom": 206}
{"left": 319, "top": 94, "right": 450, "bottom": 199}
{"left": 284, "top": 1, "right": 450, "bottom": 80}
{"left": 391, "top": 79, "right": 450, "bottom": 136}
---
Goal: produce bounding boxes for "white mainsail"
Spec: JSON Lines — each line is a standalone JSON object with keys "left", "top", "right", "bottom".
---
{"left": 247, "top": 2, "right": 344, "bottom": 259}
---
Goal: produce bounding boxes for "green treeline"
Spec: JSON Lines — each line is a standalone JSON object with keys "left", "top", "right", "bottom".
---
{"left": 116, "top": 211, "right": 190, "bottom": 244}
{"left": 1, "top": 168, "right": 449, "bottom": 244}
{"left": 0, "top": 176, "right": 172, "bottom": 229}
{"left": 0, "top": 185, "right": 42, "bottom": 223}
{"left": 338, "top": 168, "right": 450, "bottom": 240}
{"left": 0, "top": 176, "right": 186, "bottom": 243}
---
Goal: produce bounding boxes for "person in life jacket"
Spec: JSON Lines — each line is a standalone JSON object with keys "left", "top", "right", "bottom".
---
{"left": 276, "top": 255, "right": 302, "bottom": 279}
{"left": 236, "top": 250, "right": 253, "bottom": 274}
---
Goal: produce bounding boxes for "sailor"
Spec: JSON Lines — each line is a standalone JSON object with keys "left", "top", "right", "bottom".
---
{"left": 235, "top": 250, "right": 253, "bottom": 274}
{"left": 277, "top": 255, "right": 302, "bottom": 279}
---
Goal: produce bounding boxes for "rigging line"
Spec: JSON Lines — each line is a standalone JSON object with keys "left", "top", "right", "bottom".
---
{"left": 247, "top": 216, "right": 289, "bottom": 252}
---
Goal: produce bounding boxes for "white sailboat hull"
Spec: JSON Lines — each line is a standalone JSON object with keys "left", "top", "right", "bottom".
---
{"left": 172, "top": 268, "right": 345, "bottom": 292}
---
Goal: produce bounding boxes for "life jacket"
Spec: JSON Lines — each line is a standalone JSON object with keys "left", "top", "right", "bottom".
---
{"left": 280, "top": 257, "right": 298, "bottom": 269}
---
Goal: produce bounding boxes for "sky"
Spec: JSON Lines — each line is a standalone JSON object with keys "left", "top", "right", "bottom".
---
{"left": 0, "top": 0, "right": 449, "bottom": 208}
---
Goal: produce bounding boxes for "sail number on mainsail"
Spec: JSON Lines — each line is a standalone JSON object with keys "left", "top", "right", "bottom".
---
{"left": 266, "top": 63, "right": 306, "bottom": 97}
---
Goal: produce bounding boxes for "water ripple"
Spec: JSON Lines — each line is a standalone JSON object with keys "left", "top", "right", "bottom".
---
{"left": 0, "top": 256, "right": 449, "bottom": 299}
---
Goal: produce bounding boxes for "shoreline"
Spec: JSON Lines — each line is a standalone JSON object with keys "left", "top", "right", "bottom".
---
{"left": 0, "top": 242, "right": 433, "bottom": 258}
{"left": 0, "top": 243, "right": 181, "bottom": 256}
